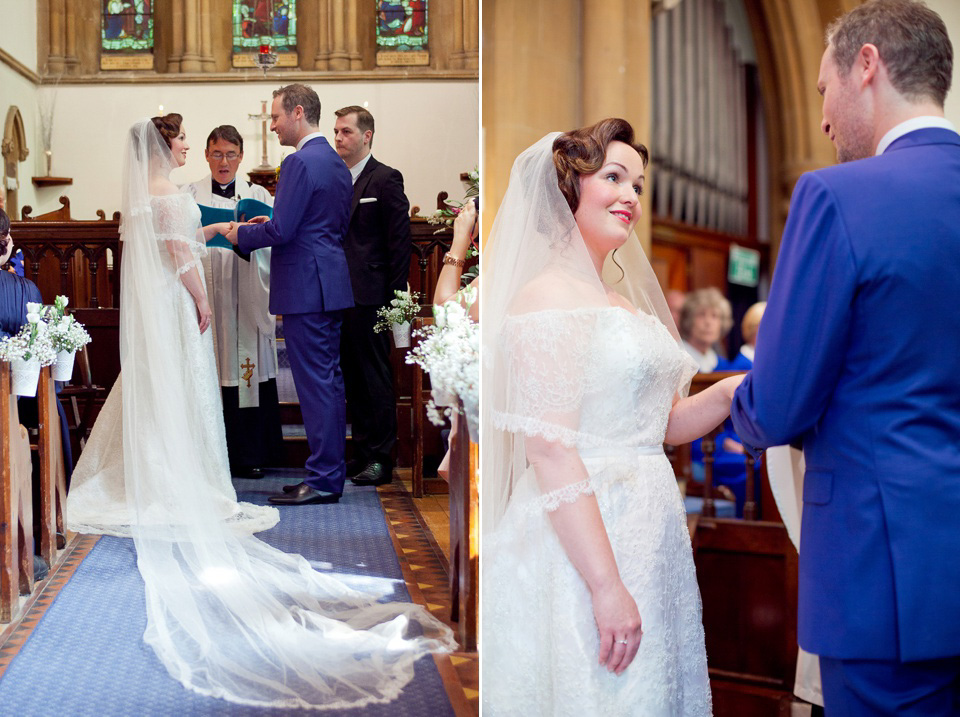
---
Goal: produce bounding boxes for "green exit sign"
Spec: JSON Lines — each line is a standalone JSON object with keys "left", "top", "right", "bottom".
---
{"left": 729, "top": 244, "right": 760, "bottom": 287}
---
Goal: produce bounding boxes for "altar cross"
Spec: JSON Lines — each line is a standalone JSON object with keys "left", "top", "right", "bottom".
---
{"left": 248, "top": 100, "right": 273, "bottom": 170}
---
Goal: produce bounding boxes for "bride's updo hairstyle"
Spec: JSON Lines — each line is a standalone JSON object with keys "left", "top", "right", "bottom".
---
{"left": 150, "top": 113, "right": 184, "bottom": 149}
{"left": 552, "top": 118, "right": 649, "bottom": 214}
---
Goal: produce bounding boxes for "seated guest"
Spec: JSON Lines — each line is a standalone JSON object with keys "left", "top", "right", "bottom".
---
{"left": 726, "top": 301, "right": 766, "bottom": 370}
{"left": 0, "top": 209, "right": 72, "bottom": 577}
{"left": 433, "top": 198, "right": 479, "bottom": 317}
{"left": 0, "top": 210, "right": 40, "bottom": 333}
{"left": 434, "top": 199, "right": 479, "bottom": 480}
{"left": 680, "top": 287, "right": 733, "bottom": 372}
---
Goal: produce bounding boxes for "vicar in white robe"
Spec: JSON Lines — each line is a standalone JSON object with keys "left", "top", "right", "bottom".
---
{"left": 186, "top": 124, "right": 282, "bottom": 477}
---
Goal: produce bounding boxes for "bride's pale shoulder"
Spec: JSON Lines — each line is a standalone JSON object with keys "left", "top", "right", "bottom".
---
{"left": 148, "top": 177, "right": 180, "bottom": 197}
{"left": 509, "top": 270, "right": 600, "bottom": 315}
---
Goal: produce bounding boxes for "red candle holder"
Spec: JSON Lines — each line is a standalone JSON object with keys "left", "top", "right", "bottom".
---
{"left": 259, "top": 44, "right": 271, "bottom": 54}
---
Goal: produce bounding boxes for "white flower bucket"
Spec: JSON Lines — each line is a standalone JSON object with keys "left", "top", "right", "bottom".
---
{"left": 392, "top": 321, "right": 411, "bottom": 348}
{"left": 52, "top": 349, "right": 76, "bottom": 381}
{"left": 11, "top": 357, "right": 41, "bottom": 397}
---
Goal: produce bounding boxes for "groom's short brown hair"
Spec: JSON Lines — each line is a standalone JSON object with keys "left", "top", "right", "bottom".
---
{"left": 274, "top": 84, "right": 322, "bottom": 126}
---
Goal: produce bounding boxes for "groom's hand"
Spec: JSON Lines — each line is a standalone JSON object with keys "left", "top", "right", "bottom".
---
{"left": 246, "top": 215, "right": 270, "bottom": 224}
{"left": 224, "top": 221, "right": 241, "bottom": 246}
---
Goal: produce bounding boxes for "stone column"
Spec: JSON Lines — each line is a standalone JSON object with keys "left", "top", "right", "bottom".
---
{"left": 63, "top": 0, "right": 80, "bottom": 73}
{"left": 450, "top": 0, "right": 479, "bottom": 70}
{"left": 200, "top": 0, "right": 216, "bottom": 72}
{"left": 482, "top": 0, "right": 581, "bottom": 246}
{"left": 181, "top": 0, "right": 202, "bottom": 72}
{"left": 347, "top": 0, "right": 362, "bottom": 70}
{"left": 328, "top": 0, "right": 349, "bottom": 70}
{"left": 46, "top": 0, "right": 66, "bottom": 74}
{"left": 314, "top": 0, "right": 331, "bottom": 69}
{"left": 168, "top": 0, "right": 216, "bottom": 73}
{"left": 169, "top": 0, "right": 186, "bottom": 72}
{"left": 580, "top": 0, "right": 653, "bottom": 252}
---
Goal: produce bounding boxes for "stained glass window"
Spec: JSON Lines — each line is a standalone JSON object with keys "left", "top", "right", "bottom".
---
{"left": 233, "top": 0, "right": 298, "bottom": 54}
{"left": 376, "top": 1, "right": 428, "bottom": 54}
{"left": 101, "top": 0, "right": 154, "bottom": 53}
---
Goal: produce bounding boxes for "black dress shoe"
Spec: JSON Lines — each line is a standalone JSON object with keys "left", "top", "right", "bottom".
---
{"left": 350, "top": 461, "right": 392, "bottom": 487}
{"left": 234, "top": 467, "right": 264, "bottom": 479}
{"left": 269, "top": 483, "right": 341, "bottom": 505}
{"left": 346, "top": 458, "right": 367, "bottom": 478}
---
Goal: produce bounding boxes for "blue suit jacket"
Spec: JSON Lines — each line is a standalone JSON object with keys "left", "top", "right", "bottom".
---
{"left": 238, "top": 136, "right": 354, "bottom": 315}
{"left": 731, "top": 128, "right": 960, "bottom": 662}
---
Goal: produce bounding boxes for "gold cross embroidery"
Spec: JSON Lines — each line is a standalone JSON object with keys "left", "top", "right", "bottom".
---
{"left": 241, "top": 358, "right": 256, "bottom": 388}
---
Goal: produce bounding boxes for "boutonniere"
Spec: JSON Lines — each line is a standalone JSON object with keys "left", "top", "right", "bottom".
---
{"left": 275, "top": 155, "right": 287, "bottom": 180}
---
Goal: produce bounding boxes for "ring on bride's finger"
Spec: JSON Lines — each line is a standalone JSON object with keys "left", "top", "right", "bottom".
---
{"left": 616, "top": 639, "right": 629, "bottom": 645}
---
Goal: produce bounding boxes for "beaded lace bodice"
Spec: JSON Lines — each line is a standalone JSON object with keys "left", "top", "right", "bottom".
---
{"left": 494, "top": 307, "right": 697, "bottom": 450}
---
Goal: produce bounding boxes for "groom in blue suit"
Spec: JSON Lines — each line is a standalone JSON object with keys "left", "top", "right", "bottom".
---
{"left": 731, "top": 2, "right": 960, "bottom": 714}
{"left": 227, "top": 84, "right": 354, "bottom": 504}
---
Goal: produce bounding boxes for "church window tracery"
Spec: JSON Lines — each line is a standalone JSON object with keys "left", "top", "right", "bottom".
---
{"left": 233, "top": 0, "right": 298, "bottom": 56}
{"left": 101, "top": 0, "right": 154, "bottom": 53}
{"left": 376, "top": 0, "right": 428, "bottom": 64}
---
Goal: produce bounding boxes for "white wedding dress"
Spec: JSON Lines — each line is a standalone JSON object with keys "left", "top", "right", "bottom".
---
{"left": 67, "top": 193, "right": 279, "bottom": 537}
{"left": 483, "top": 306, "right": 712, "bottom": 716}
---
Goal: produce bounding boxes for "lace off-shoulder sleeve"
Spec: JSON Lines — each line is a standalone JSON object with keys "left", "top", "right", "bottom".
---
{"left": 492, "top": 309, "right": 601, "bottom": 447}
{"left": 152, "top": 194, "right": 206, "bottom": 276}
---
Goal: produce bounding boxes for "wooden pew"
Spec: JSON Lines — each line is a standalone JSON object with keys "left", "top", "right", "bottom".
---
{"left": 447, "top": 402, "right": 477, "bottom": 650}
{"left": 0, "top": 363, "right": 35, "bottom": 621}
{"left": 36, "top": 367, "right": 67, "bottom": 566}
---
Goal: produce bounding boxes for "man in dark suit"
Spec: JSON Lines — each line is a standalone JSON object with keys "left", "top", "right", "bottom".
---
{"left": 730, "top": 2, "right": 960, "bottom": 714}
{"left": 333, "top": 106, "right": 412, "bottom": 487}
{"left": 227, "top": 84, "right": 354, "bottom": 505}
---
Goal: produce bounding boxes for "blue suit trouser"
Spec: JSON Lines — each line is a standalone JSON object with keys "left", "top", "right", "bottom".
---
{"left": 282, "top": 311, "right": 346, "bottom": 494}
{"left": 820, "top": 655, "right": 960, "bottom": 716}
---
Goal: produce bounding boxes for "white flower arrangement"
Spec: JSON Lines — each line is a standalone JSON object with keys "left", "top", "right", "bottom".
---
{"left": 374, "top": 290, "right": 422, "bottom": 333}
{"left": 0, "top": 301, "right": 57, "bottom": 366}
{"left": 44, "top": 295, "right": 92, "bottom": 353}
{"left": 406, "top": 287, "right": 479, "bottom": 432}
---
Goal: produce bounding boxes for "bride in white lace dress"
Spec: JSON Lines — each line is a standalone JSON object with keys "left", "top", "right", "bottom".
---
{"left": 68, "top": 114, "right": 277, "bottom": 537}
{"left": 482, "top": 121, "right": 744, "bottom": 715}
{"left": 67, "top": 116, "right": 455, "bottom": 710}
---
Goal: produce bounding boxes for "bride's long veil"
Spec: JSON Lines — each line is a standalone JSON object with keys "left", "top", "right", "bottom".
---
{"left": 120, "top": 120, "right": 455, "bottom": 709}
{"left": 480, "top": 131, "right": 689, "bottom": 535}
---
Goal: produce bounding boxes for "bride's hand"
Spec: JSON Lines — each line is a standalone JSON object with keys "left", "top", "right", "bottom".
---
{"left": 196, "top": 295, "right": 213, "bottom": 333}
{"left": 592, "top": 578, "right": 643, "bottom": 675}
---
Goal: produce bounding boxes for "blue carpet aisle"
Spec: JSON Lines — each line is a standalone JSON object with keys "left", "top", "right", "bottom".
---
{"left": 0, "top": 471, "right": 456, "bottom": 716}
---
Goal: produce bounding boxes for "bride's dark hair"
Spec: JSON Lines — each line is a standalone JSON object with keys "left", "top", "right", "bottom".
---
{"left": 150, "top": 113, "right": 184, "bottom": 149}
{"left": 552, "top": 118, "right": 648, "bottom": 214}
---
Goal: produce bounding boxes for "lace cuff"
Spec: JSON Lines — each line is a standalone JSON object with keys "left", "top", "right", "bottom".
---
{"left": 493, "top": 411, "right": 612, "bottom": 449}
{"left": 175, "top": 256, "right": 203, "bottom": 276}
{"left": 533, "top": 478, "right": 596, "bottom": 513}
{"left": 156, "top": 233, "right": 206, "bottom": 255}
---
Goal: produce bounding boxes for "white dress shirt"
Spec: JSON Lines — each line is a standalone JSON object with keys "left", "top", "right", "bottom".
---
{"left": 296, "top": 131, "right": 325, "bottom": 151}
{"left": 876, "top": 116, "right": 957, "bottom": 155}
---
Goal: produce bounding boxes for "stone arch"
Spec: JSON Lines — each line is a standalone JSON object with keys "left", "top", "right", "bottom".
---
{"left": 741, "top": 0, "right": 859, "bottom": 258}
{"left": 2, "top": 107, "right": 30, "bottom": 219}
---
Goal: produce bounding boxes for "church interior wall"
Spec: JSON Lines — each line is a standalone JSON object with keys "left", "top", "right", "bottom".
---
{"left": 927, "top": 0, "right": 960, "bottom": 127}
{"left": 28, "top": 80, "right": 477, "bottom": 219}
{"left": 0, "top": 0, "right": 38, "bottom": 73}
{"left": 0, "top": 65, "right": 41, "bottom": 216}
